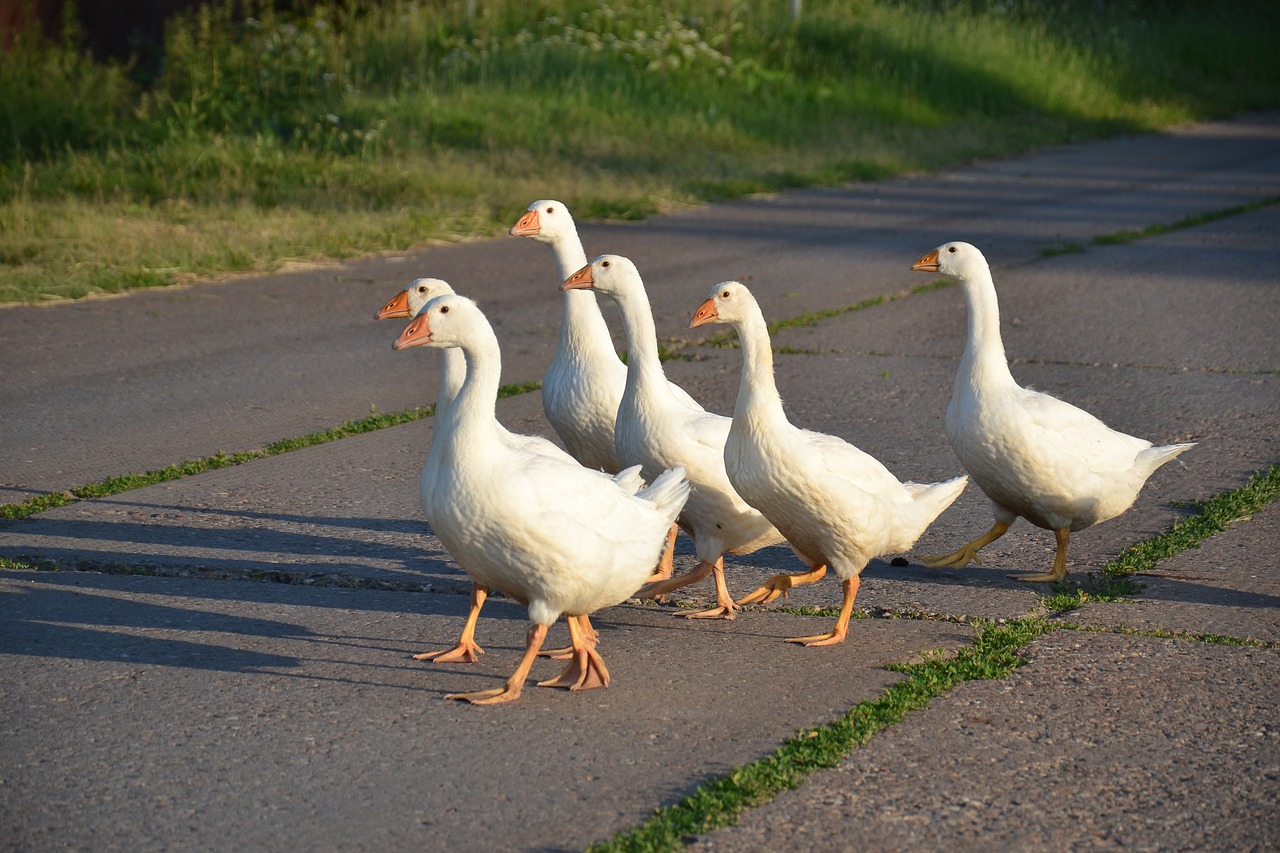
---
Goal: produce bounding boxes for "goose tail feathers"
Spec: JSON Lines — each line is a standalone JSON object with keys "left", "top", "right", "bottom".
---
{"left": 638, "top": 466, "right": 693, "bottom": 523}
{"left": 1137, "top": 442, "right": 1196, "bottom": 476}
{"left": 905, "top": 474, "right": 969, "bottom": 537}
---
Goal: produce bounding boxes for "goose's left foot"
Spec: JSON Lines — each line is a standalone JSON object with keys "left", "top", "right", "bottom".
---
{"left": 737, "top": 565, "right": 828, "bottom": 606}
{"left": 681, "top": 558, "right": 737, "bottom": 620}
{"left": 538, "top": 616, "right": 610, "bottom": 691}
{"left": 785, "top": 576, "right": 859, "bottom": 648}
{"left": 537, "top": 616, "right": 599, "bottom": 660}
{"left": 920, "top": 521, "right": 1009, "bottom": 569}
{"left": 446, "top": 623, "right": 547, "bottom": 706}
{"left": 1008, "top": 528, "right": 1069, "bottom": 584}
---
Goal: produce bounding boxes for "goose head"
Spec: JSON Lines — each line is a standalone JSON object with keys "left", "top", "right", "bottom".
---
{"left": 375, "top": 277, "right": 456, "bottom": 320}
{"left": 690, "top": 280, "right": 752, "bottom": 328}
{"left": 393, "top": 293, "right": 481, "bottom": 351}
{"left": 911, "top": 241, "right": 987, "bottom": 279}
{"left": 509, "top": 199, "right": 578, "bottom": 246}
{"left": 561, "top": 254, "right": 642, "bottom": 299}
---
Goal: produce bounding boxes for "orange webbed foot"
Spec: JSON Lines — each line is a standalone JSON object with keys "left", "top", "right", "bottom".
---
{"left": 785, "top": 630, "right": 846, "bottom": 647}
{"left": 538, "top": 615, "right": 610, "bottom": 691}
{"left": 413, "top": 641, "right": 484, "bottom": 664}
{"left": 736, "top": 565, "right": 828, "bottom": 606}
{"left": 446, "top": 685, "right": 524, "bottom": 705}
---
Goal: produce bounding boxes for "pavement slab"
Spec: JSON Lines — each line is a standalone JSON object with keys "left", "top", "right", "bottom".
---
{"left": 689, "top": 631, "right": 1280, "bottom": 853}
{"left": 0, "top": 570, "right": 972, "bottom": 852}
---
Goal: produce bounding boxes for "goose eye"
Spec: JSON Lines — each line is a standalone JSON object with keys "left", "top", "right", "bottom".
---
{"left": 947, "top": 246, "right": 957, "bottom": 253}
{"left": 601, "top": 260, "right": 611, "bottom": 268}
{"left": 439, "top": 305, "right": 449, "bottom": 314}
{"left": 546, "top": 206, "right": 555, "bottom": 215}
{"left": 721, "top": 290, "right": 731, "bottom": 299}
{"left": 417, "top": 286, "right": 427, "bottom": 292}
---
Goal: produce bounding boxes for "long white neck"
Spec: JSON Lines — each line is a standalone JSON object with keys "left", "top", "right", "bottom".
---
{"left": 436, "top": 349, "right": 465, "bottom": 416}
{"left": 958, "top": 262, "right": 1017, "bottom": 391}
{"left": 730, "top": 305, "right": 787, "bottom": 429}
{"left": 437, "top": 326, "right": 503, "bottom": 452}
{"left": 546, "top": 231, "right": 620, "bottom": 363}
{"left": 611, "top": 285, "right": 676, "bottom": 406}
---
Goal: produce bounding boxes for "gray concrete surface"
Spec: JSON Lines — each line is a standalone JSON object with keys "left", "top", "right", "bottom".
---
{"left": 690, "top": 633, "right": 1280, "bottom": 852}
{"left": 2, "top": 113, "right": 1279, "bottom": 851}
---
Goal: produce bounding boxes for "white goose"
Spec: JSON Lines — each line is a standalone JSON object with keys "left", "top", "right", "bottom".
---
{"left": 393, "top": 294, "right": 689, "bottom": 704}
{"left": 378, "top": 278, "right": 644, "bottom": 665}
{"left": 911, "top": 241, "right": 1195, "bottom": 582}
{"left": 564, "top": 255, "right": 786, "bottom": 620}
{"left": 691, "top": 281, "right": 968, "bottom": 644}
{"left": 510, "top": 199, "right": 697, "bottom": 577}
{"left": 509, "top": 199, "right": 625, "bottom": 472}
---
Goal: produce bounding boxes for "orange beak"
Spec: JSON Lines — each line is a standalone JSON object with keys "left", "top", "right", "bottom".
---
{"left": 689, "top": 298, "right": 719, "bottom": 328}
{"left": 393, "top": 313, "right": 432, "bottom": 350}
{"left": 375, "top": 289, "right": 413, "bottom": 320}
{"left": 509, "top": 209, "right": 540, "bottom": 237}
{"left": 562, "top": 264, "right": 594, "bottom": 291}
{"left": 911, "top": 250, "right": 940, "bottom": 272}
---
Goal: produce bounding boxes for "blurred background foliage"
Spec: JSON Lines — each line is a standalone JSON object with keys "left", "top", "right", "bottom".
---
{"left": 1, "top": 0, "right": 1276, "bottom": 301}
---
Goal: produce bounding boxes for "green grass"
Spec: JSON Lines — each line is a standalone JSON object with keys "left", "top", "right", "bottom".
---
{"left": 1091, "top": 196, "right": 1280, "bottom": 246}
{"left": 589, "top": 617, "right": 1053, "bottom": 852}
{"left": 3, "top": 0, "right": 1277, "bottom": 303}
{"left": 704, "top": 279, "right": 954, "bottom": 348}
{"left": 1102, "top": 464, "right": 1280, "bottom": 579}
{"left": 0, "top": 380, "right": 543, "bottom": 520}
{"left": 0, "top": 404, "right": 426, "bottom": 520}
{"left": 1056, "top": 620, "right": 1276, "bottom": 648}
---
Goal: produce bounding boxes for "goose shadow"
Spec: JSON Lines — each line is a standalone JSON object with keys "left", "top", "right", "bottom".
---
{"left": 0, "top": 571, "right": 533, "bottom": 687}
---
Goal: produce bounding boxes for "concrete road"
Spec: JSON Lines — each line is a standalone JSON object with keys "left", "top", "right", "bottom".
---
{"left": 1, "top": 113, "right": 1278, "bottom": 851}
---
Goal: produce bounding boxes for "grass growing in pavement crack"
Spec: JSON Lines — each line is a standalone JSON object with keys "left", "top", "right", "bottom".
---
{"left": 1038, "top": 196, "right": 1280, "bottom": 258}
{"left": 1039, "top": 464, "right": 1280, "bottom": 612}
{"left": 589, "top": 617, "right": 1053, "bottom": 853}
{"left": 0, "top": 382, "right": 541, "bottom": 521}
{"left": 599, "top": 482, "right": 1279, "bottom": 853}
{"left": 1092, "top": 195, "right": 1280, "bottom": 246}
{"left": 1056, "top": 620, "right": 1277, "bottom": 648}
{"left": 702, "top": 280, "right": 954, "bottom": 349}
{"left": 1041, "top": 573, "right": 1145, "bottom": 612}
{"left": 1102, "top": 463, "right": 1280, "bottom": 579}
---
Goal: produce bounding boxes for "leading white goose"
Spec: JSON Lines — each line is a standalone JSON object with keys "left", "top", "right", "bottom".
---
{"left": 378, "top": 278, "right": 643, "bottom": 664}
{"left": 691, "top": 281, "right": 968, "bottom": 645}
{"left": 393, "top": 294, "right": 690, "bottom": 704}
{"left": 911, "top": 241, "right": 1195, "bottom": 582}
{"left": 564, "top": 255, "right": 786, "bottom": 619}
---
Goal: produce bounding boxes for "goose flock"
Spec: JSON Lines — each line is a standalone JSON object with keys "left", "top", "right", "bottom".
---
{"left": 375, "top": 201, "right": 1193, "bottom": 705}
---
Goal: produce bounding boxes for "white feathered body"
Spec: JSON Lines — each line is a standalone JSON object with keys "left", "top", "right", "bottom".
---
{"left": 423, "top": 435, "right": 685, "bottom": 625}
{"left": 948, "top": 374, "right": 1191, "bottom": 532}
{"left": 616, "top": 386, "right": 786, "bottom": 560}
{"left": 413, "top": 295, "right": 688, "bottom": 627}
{"left": 707, "top": 281, "right": 965, "bottom": 578}
{"left": 586, "top": 258, "right": 785, "bottom": 564}
{"left": 935, "top": 240, "right": 1194, "bottom": 533}
{"left": 727, "top": 414, "right": 967, "bottom": 577}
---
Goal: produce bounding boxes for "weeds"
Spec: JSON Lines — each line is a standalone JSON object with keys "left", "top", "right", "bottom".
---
{"left": 3, "top": 0, "right": 1277, "bottom": 303}
{"left": 1103, "top": 464, "right": 1280, "bottom": 578}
